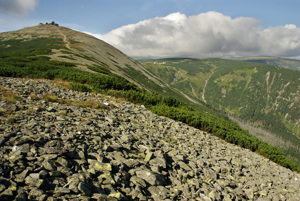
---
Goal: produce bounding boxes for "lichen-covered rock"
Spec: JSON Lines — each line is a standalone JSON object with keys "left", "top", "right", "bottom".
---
{"left": 135, "top": 170, "right": 166, "bottom": 186}
{"left": 148, "top": 186, "right": 169, "bottom": 200}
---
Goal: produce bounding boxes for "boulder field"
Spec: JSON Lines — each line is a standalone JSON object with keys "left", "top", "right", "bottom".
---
{"left": 0, "top": 77, "right": 299, "bottom": 200}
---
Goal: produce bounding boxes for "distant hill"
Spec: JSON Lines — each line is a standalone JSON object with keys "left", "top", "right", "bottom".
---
{"left": 224, "top": 56, "right": 300, "bottom": 71}
{"left": 140, "top": 58, "right": 300, "bottom": 162}
{"left": 1, "top": 25, "right": 299, "bottom": 171}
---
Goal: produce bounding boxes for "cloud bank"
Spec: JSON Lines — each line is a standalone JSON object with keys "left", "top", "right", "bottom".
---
{"left": 90, "top": 12, "right": 300, "bottom": 58}
{"left": 0, "top": 0, "right": 38, "bottom": 16}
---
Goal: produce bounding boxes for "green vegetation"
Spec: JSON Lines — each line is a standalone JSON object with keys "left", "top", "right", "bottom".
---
{"left": 87, "top": 64, "right": 111, "bottom": 75}
{"left": 0, "top": 36, "right": 299, "bottom": 172}
{"left": 70, "top": 83, "right": 92, "bottom": 92}
{"left": 140, "top": 58, "right": 300, "bottom": 164}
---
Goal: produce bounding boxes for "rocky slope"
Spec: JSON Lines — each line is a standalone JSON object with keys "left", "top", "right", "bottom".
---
{"left": 0, "top": 77, "right": 299, "bottom": 200}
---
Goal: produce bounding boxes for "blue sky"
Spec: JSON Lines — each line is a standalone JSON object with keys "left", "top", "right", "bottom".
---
{"left": 1, "top": 0, "right": 300, "bottom": 58}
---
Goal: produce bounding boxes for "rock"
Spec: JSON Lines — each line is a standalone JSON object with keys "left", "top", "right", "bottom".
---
{"left": 28, "top": 188, "right": 46, "bottom": 201}
{"left": 78, "top": 182, "right": 92, "bottom": 196}
{"left": 130, "top": 176, "right": 147, "bottom": 188}
{"left": 94, "top": 162, "right": 113, "bottom": 172}
{"left": 15, "top": 188, "right": 27, "bottom": 201}
{"left": 25, "top": 176, "right": 45, "bottom": 188}
{"left": 135, "top": 170, "right": 166, "bottom": 186}
{"left": 108, "top": 191, "right": 124, "bottom": 200}
{"left": 149, "top": 157, "right": 167, "bottom": 169}
{"left": 38, "top": 170, "right": 48, "bottom": 179}
{"left": 148, "top": 186, "right": 169, "bottom": 200}
{"left": 67, "top": 175, "right": 80, "bottom": 193}
{"left": 0, "top": 184, "right": 5, "bottom": 193}
{"left": 49, "top": 171, "right": 61, "bottom": 177}
{"left": 144, "top": 152, "right": 153, "bottom": 162}
{"left": 15, "top": 169, "right": 29, "bottom": 183}
{"left": 54, "top": 186, "right": 71, "bottom": 196}
{"left": 42, "top": 159, "right": 56, "bottom": 171}
{"left": 0, "top": 189, "right": 14, "bottom": 200}
{"left": 56, "top": 157, "right": 70, "bottom": 167}
{"left": 124, "top": 159, "right": 140, "bottom": 168}
{"left": 98, "top": 172, "right": 115, "bottom": 185}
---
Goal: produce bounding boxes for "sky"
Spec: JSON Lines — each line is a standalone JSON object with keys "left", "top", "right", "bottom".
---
{"left": 1, "top": 0, "right": 300, "bottom": 59}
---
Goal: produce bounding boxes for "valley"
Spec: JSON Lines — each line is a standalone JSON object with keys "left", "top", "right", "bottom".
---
{"left": 140, "top": 58, "right": 300, "bottom": 163}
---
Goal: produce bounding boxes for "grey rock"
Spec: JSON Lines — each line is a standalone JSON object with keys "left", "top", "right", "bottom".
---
{"left": 78, "top": 182, "right": 92, "bottom": 196}
{"left": 148, "top": 186, "right": 169, "bottom": 200}
{"left": 130, "top": 176, "right": 147, "bottom": 188}
{"left": 135, "top": 170, "right": 166, "bottom": 186}
{"left": 28, "top": 188, "right": 46, "bottom": 201}
{"left": 42, "top": 159, "right": 56, "bottom": 171}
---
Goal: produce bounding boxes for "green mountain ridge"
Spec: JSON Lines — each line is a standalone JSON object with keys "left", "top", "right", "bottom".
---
{"left": 0, "top": 24, "right": 299, "bottom": 171}
{"left": 223, "top": 56, "right": 300, "bottom": 71}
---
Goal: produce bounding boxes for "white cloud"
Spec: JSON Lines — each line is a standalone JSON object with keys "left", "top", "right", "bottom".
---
{"left": 89, "top": 12, "right": 300, "bottom": 58}
{"left": 0, "top": 0, "right": 39, "bottom": 16}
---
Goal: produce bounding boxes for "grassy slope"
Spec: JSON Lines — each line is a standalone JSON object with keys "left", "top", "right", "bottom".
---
{"left": 0, "top": 26, "right": 299, "bottom": 171}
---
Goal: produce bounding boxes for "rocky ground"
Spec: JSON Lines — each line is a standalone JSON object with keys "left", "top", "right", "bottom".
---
{"left": 0, "top": 77, "right": 299, "bottom": 201}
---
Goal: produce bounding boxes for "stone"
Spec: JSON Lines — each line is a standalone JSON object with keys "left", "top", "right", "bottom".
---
{"left": 15, "top": 188, "right": 27, "bottom": 201}
{"left": 28, "top": 188, "right": 46, "bottom": 200}
{"left": 56, "top": 157, "right": 70, "bottom": 167}
{"left": 130, "top": 176, "right": 147, "bottom": 188}
{"left": 25, "top": 176, "right": 45, "bottom": 188}
{"left": 15, "top": 169, "right": 29, "bottom": 183}
{"left": 148, "top": 186, "right": 169, "bottom": 200}
{"left": 54, "top": 187, "right": 71, "bottom": 196}
{"left": 78, "top": 182, "right": 92, "bottom": 196}
{"left": 124, "top": 159, "right": 140, "bottom": 168}
{"left": 0, "top": 189, "right": 14, "bottom": 200}
{"left": 42, "top": 159, "right": 56, "bottom": 171}
{"left": 98, "top": 172, "right": 115, "bottom": 185}
{"left": 49, "top": 171, "right": 61, "bottom": 177}
{"left": 94, "top": 162, "right": 113, "bottom": 172}
{"left": 149, "top": 157, "right": 167, "bottom": 169}
{"left": 135, "top": 170, "right": 166, "bottom": 186}
{"left": 144, "top": 152, "right": 153, "bottom": 162}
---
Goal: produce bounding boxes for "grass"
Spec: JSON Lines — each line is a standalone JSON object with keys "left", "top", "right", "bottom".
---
{"left": 1, "top": 92, "right": 20, "bottom": 103}
{"left": 43, "top": 94, "right": 60, "bottom": 103}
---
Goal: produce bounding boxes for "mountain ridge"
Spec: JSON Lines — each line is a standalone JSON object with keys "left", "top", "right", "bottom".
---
{"left": 223, "top": 56, "right": 300, "bottom": 71}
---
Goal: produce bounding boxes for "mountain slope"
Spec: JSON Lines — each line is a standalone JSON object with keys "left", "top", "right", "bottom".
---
{"left": 1, "top": 25, "right": 299, "bottom": 171}
{"left": 140, "top": 58, "right": 300, "bottom": 162}
{"left": 0, "top": 24, "right": 163, "bottom": 90}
